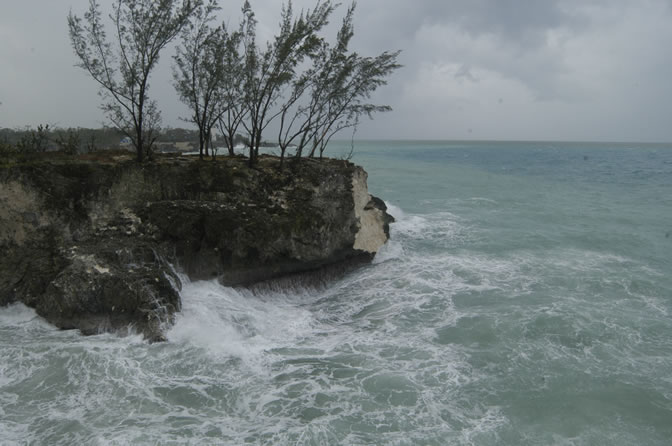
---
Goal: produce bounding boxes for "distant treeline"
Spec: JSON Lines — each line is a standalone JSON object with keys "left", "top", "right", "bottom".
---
{"left": 0, "top": 127, "right": 125, "bottom": 153}
{"left": 0, "top": 125, "right": 252, "bottom": 157}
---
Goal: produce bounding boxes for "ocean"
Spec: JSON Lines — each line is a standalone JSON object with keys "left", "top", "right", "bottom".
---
{"left": 1, "top": 140, "right": 671, "bottom": 445}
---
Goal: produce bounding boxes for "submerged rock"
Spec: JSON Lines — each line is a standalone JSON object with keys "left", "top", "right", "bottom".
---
{"left": 0, "top": 155, "right": 392, "bottom": 340}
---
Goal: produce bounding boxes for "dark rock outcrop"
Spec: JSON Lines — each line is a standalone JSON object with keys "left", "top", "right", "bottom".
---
{"left": 0, "top": 155, "right": 392, "bottom": 340}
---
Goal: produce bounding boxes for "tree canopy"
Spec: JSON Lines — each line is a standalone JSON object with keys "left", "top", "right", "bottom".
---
{"left": 68, "top": 0, "right": 201, "bottom": 162}
{"left": 69, "top": 0, "right": 400, "bottom": 166}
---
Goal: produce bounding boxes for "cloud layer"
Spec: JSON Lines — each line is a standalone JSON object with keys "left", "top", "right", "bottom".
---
{"left": 1, "top": 0, "right": 671, "bottom": 142}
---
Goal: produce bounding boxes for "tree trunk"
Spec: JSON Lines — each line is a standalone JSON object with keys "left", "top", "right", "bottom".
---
{"left": 227, "top": 134, "right": 235, "bottom": 156}
{"left": 136, "top": 129, "right": 144, "bottom": 163}
{"left": 208, "top": 130, "right": 215, "bottom": 161}
{"left": 254, "top": 131, "right": 262, "bottom": 158}
{"left": 279, "top": 146, "right": 285, "bottom": 171}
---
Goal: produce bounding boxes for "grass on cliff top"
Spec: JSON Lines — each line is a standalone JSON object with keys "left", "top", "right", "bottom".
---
{"left": 0, "top": 149, "right": 355, "bottom": 177}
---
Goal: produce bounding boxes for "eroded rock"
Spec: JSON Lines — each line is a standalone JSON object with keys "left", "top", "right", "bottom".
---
{"left": 0, "top": 155, "right": 393, "bottom": 340}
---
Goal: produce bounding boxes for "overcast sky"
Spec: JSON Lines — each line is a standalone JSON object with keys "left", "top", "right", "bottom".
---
{"left": 1, "top": 0, "right": 672, "bottom": 142}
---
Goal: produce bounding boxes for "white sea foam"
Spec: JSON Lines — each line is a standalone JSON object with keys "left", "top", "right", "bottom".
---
{"left": 372, "top": 239, "right": 404, "bottom": 264}
{"left": 2, "top": 178, "right": 671, "bottom": 446}
{"left": 386, "top": 201, "right": 470, "bottom": 248}
{"left": 167, "top": 278, "right": 317, "bottom": 367}
{"left": 0, "top": 302, "right": 49, "bottom": 327}
{"left": 145, "top": 210, "right": 480, "bottom": 443}
{"left": 385, "top": 202, "right": 405, "bottom": 220}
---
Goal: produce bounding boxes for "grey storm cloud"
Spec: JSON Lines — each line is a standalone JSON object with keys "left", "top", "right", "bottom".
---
{"left": 1, "top": 0, "right": 672, "bottom": 142}
{"left": 357, "top": 0, "right": 572, "bottom": 42}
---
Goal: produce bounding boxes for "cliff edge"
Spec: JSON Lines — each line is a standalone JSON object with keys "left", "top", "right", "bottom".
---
{"left": 0, "top": 155, "right": 393, "bottom": 341}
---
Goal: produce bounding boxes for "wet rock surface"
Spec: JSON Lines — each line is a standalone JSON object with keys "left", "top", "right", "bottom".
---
{"left": 0, "top": 155, "right": 392, "bottom": 340}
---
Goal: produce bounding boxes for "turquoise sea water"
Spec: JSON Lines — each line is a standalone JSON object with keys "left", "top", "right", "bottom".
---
{"left": 1, "top": 141, "right": 671, "bottom": 445}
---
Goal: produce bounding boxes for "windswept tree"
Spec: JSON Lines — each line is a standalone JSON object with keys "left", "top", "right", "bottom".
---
{"left": 68, "top": 0, "right": 201, "bottom": 162}
{"left": 309, "top": 51, "right": 401, "bottom": 160}
{"left": 308, "top": 5, "right": 400, "bottom": 159}
{"left": 240, "top": 0, "right": 334, "bottom": 166}
{"left": 173, "top": 0, "right": 230, "bottom": 160}
{"left": 216, "top": 27, "right": 246, "bottom": 157}
{"left": 276, "top": 3, "right": 401, "bottom": 163}
{"left": 276, "top": 68, "right": 314, "bottom": 168}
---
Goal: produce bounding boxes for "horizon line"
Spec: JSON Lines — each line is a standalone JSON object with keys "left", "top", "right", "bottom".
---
{"left": 3, "top": 125, "right": 670, "bottom": 145}
{"left": 342, "top": 137, "right": 672, "bottom": 145}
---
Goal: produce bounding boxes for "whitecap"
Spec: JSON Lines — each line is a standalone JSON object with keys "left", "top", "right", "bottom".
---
{"left": 167, "top": 278, "right": 317, "bottom": 368}
{"left": 373, "top": 239, "right": 404, "bottom": 264}
{"left": 385, "top": 202, "right": 406, "bottom": 220}
{"left": 0, "top": 302, "right": 45, "bottom": 326}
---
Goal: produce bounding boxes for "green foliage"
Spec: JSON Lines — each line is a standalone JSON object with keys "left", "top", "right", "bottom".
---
{"left": 65, "top": 0, "right": 399, "bottom": 166}
{"left": 173, "top": 0, "right": 229, "bottom": 160}
{"left": 271, "top": 3, "right": 401, "bottom": 165}
{"left": 53, "top": 128, "right": 83, "bottom": 155}
{"left": 240, "top": 0, "right": 336, "bottom": 166}
{"left": 0, "top": 140, "right": 17, "bottom": 164}
{"left": 0, "top": 126, "right": 52, "bottom": 164}
{"left": 215, "top": 17, "right": 246, "bottom": 157}
{"left": 156, "top": 127, "right": 200, "bottom": 144}
{"left": 0, "top": 126, "right": 133, "bottom": 160}
{"left": 171, "top": 1, "right": 399, "bottom": 167}
{"left": 68, "top": 0, "right": 202, "bottom": 162}
{"left": 16, "top": 124, "right": 51, "bottom": 153}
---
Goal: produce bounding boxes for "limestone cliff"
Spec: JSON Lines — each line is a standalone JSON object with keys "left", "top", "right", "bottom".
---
{"left": 0, "top": 155, "right": 393, "bottom": 341}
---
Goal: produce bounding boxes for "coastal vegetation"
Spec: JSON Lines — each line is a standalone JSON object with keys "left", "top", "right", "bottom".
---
{"left": 0, "top": 126, "right": 121, "bottom": 164}
{"left": 63, "top": 0, "right": 400, "bottom": 165}
{"left": 0, "top": 126, "right": 201, "bottom": 164}
{"left": 67, "top": 0, "right": 200, "bottom": 162}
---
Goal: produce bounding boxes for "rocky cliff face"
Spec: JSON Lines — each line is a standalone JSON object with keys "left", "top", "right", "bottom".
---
{"left": 0, "top": 155, "right": 393, "bottom": 341}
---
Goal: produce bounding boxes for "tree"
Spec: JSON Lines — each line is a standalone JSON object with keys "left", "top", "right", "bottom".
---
{"left": 68, "top": 0, "right": 201, "bottom": 162}
{"left": 240, "top": 0, "right": 334, "bottom": 166}
{"left": 304, "top": 4, "right": 401, "bottom": 159}
{"left": 275, "top": 3, "right": 401, "bottom": 163}
{"left": 216, "top": 24, "right": 247, "bottom": 157}
{"left": 173, "top": 0, "right": 228, "bottom": 160}
{"left": 276, "top": 68, "right": 314, "bottom": 169}
{"left": 54, "top": 128, "right": 82, "bottom": 155}
{"left": 16, "top": 124, "right": 52, "bottom": 153}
